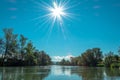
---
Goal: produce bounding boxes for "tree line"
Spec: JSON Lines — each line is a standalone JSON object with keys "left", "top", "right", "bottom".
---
{"left": 0, "top": 28, "right": 120, "bottom": 68}
{"left": 58, "top": 48, "right": 120, "bottom": 68}
{"left": 0, "top": 28, "right": 51, "bottom": 66}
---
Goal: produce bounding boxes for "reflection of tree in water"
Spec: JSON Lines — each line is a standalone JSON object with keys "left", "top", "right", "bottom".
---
{"left": 71, "top": 67, "right": 120, "bottom": 80}
{"left": 105, "top": 68, "right": 120, "bottom": 77}
{"left": 61, "top": 66, "right": 71, "bottom": 76}
{"left": 0, "top": 66, "right": 51, "bottom": 80}
{"left": 71, "top": 67, "right": 104, "bottom": 80}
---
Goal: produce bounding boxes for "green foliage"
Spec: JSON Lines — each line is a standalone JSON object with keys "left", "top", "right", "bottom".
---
{"left": 1, "top": 28, "right": 120, "bottom": 68}
{"left": 111, "top": 63, "right": 119, "bottom": 68}
{"left": 104, "top": 52, "right": 120, "bottom": 68}
{"left": 58, "top": 59, "right": 71, "bottom": 65}
{"left": 97, "top": 64, "right": 104, "bottom": 67}
{"left": 3, "top": 28, "right": 19, "bottom": 56}
{"left": 24, "top": 41, "right": 36, "bottom": 65}
{"left": 104, "top": 55, "right": 113, "bottom": 67}
{"left": 34, "top": 51, "right": 51, "bottom": 65}
{"left": 0, "top": 38, "right": 4, "bottom": 54}
{"left": 56, "top": 48, "right": 120, "bottom": 68}
{"left": 0, "top": 28, "right": 51, "bottom": 66}
{"left": 80, "top": 48, "right": 103, "bottom": 66}
{"left": 19, "top": 34, "right": 27, "bottom": 54}
{"left": 70, "top": 56, "right": 81, "bottom": 66}
{"left": 58, "top": 48, "right": 103, "bottom": 67}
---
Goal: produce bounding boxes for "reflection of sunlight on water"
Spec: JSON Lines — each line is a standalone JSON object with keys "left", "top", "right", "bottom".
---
{"left": 51, "top": 65, "right": 71, "bottom": 76}
{"left": 64, "top": 70, "right": 71, "bottom": 76}
{"left": 103, "top": 71, "right": 107, "bottom": 77}
{"left": 45, "top": 65, "right": 81, "bottom": 80}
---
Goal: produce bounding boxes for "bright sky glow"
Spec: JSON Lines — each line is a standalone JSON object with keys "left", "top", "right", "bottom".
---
{"left": 39, "top": 0, "right": 71, "bottom": 39}
{"left": 48, "top": 2, "right": 66, "bottom": 22}
{"left": 43, "top": 0, "right": 70, "bottom": 26}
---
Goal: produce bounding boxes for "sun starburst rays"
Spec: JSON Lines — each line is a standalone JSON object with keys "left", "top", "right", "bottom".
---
{"left": 52, "top": 2, "right": 66, "bottom": 17}
{"left": 47, "top": 1, "right": 67, "bottom": 24}
{"left": 31, "top": 0, "right": 73, "bottom": 40}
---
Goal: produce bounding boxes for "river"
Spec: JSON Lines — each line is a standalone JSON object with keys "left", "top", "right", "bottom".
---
{"left": 0, "top": 65, "right": 120, "bottom": 80}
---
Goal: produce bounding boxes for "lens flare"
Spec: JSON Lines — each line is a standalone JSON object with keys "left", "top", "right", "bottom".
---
{"left": 32, "top": 0, "right": 74, "bottom": 39}
{"left": 48, "top": 2, "right": 66, "bottom": 22}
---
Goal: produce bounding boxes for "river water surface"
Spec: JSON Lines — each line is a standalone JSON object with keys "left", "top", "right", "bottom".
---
{"left": 0, "top": 65, "right": 120, "bottom": 80}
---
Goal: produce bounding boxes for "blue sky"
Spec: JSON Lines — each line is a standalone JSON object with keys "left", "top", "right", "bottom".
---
{"left": 0, "top": 0, "right": 120, "bottom": 61}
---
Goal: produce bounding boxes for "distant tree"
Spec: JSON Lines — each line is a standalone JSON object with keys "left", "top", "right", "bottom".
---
{"left": 114, "top": 55, "right": 119, "bottom": 62}
{"left": 19, "top": 34, "right": 27, "bottom": 60}
{"left": 19, "top": 34, "right": 27, "bottom": 54}
{"left": 70, "top": 56, "right": 81, "bottom": 66}
{"left": 60, "top": 59, "right": 66, "bottom": 65}
{"left": 104, "top": 51, "right": 115, "bottom": 67}
{"left": 25, "top": 41, "right": 36, "bottom": 65}
{"left": 39, "top": 51, "right": 51, "bottom": 65}
{"left": 0, "top": 28, "right": 51, "bottom": 66}
{"left": 9, "top": 34, "right": 18, "bottom": 54}
{"left": 0, "top": 38, "right": 4, "bottom": 65}
{"left": 3, "top": 28, "right": 13, "bottom": 56}
{"left": 0, "top": 38, "right": 4, "bottom": 54}
{"left": 3, "top": 28, "right": 18, "bottom": 57}
{"left": 81, "top": 48, "right": 103, "bottom": 66}
{"left": 34, "top": 50, "right": 51, "bottom": 65}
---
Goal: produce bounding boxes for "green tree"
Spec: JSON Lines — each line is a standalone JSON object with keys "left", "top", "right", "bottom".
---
{"left": 60, "top": 59, "right": 66, "bottom": 65}
{"left": 2, "top": 28, "right": 19, "bottom": 66}
{"left": 25, "top": 41, "right": 36, "bottom": 66}
{"left": 70, "top": 56, "right": 81, "bottom": 66}
{"left": 81, "top": 48, "right": 102, "bottom": 66}
{"left": 104, "top": 51, "right": 114, "bottom": 67}
{"left": 19, "top": 34, "right": 27, "bottom": 60}
{"left": 3, "top": 28, "right": 18, "bottom": 57}
{"left": 19, "top": 34, "right": 27, "bottom": 54}
{"left": 0, "top": 38, "right": 4, "bottom": 54}
{"left": 0, "top": 28, "right": 52, "bottom": 66}
{"left": 39, "top": 51, "right": 51, "bottom": 65}
{"left": 114, "top": 55, "right": 119, "bottom": 62}
{"left": 0, "top": 38, "right": 4, "bottom": 65}
{"left": 34, "top": 50, "right": 51, "bottom": 65}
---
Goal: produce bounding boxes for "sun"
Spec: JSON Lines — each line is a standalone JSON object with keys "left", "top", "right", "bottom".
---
{"left": 33, "top": 0, "right": 71, "bottom": 26}
{"left": 41, "top": 0, "right": 71, "bottom": 39}
{"left": 48, "top": 2, "right": 66, "bottom": 22}
{"left": 32, "top": 0, "right": 73, "bottom": 39}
